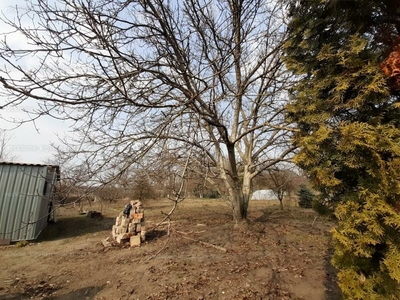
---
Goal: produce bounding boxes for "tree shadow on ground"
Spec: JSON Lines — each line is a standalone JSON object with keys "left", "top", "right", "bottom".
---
{"left": 37, "top": 215, "right": 115, "bottom": 242}
{"left": 324, "top": 248, "right": 342, "bottom": 300}
{"left": 0, "top": 286, "right": 104, "bottom": 300}
{"left": 53, "top": 286, "right": 104, "bottom": 300}
{"left": 251, "top": 209, "right": 306, "bottom": 298}
{"left": 145, "top": 229, "right": 168, "bottom": 242}
{"left": 252, "top": 208, "right": 342, "bottom": 300}
{"left": 0, "top": 294, "right": 29, "bottom": 300}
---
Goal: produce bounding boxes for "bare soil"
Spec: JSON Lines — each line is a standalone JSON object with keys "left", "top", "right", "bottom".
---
{"left": 0, "top": 199, "right": 341, "bottom": 300}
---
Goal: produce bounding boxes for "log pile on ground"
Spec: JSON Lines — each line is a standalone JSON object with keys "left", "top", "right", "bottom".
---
{"left": 112, "top": 201, "right": 145, "bottom": 247}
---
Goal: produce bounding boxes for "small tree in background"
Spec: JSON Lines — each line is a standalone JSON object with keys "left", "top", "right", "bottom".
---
{"left": 132, "top": 172, "right": 155, "bottom": 201}
{"left": 0, "top": 130, "right": 17, "bottom": 161}
{"left": 297, "top": 185, "right": 314, "bottom": 209}
{"left": 267, "top": 168, "right": 295, "bottom": 210}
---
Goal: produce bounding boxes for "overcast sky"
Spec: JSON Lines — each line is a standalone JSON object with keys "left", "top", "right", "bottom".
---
{"left": 0, "top": 0, "right": 72, "bottom": 164}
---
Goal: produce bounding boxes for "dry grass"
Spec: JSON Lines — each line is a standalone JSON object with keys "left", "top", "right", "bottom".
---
{"left": 0, "top": 197, "right": 340, "bottom": 300}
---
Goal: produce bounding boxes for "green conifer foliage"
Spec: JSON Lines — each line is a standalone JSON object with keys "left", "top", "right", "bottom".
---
{"left": 298, "top": 184, "right": 314, "bottom": 208}
{"left": 283, "top": 0, "right": 400, "bottom": 298}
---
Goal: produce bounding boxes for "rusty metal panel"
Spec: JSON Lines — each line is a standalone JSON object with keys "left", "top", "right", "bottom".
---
{"left": 0, "top": 163, "right": 58, "bottom": 241}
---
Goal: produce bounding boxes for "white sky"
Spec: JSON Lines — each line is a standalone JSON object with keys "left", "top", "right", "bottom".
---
{"left": 0, "top": 0, "right": 72, "bottom": 164}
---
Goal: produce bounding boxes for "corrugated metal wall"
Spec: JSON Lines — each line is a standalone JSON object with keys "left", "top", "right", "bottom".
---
{"left": 0, "top": 164, "right": 56, "bottom": 241}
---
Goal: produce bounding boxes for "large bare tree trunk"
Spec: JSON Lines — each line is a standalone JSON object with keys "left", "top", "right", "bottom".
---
{"left": 220, "top": 145, "right": 253, "bottom": 222}
{"left": 231, "top": 193, "right": 246, "bottom": 222}
{"left": 241, "top": 170, "right": 252, "bottom": 219}
{"left": 228, "top": 173, "right": 252, "bottom": 222}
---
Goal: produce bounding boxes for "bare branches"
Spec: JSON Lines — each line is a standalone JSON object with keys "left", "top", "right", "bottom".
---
{"left": 147, "top": 143, "right": 192, "bottom": 260}
{"left": 0, "top": 0, "right": 295, "bottom": 221}
{"left": 0, "top": 130, "right": 17, "bottom": 161}
{"left": 176, "top": 231, "right": 227, "bottom": 253}
{"left": 151, "top": 144, "right": 193, "bottom": 233}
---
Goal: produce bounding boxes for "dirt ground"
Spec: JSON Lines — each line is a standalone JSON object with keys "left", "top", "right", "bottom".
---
{"left": 0, "top": 198, "right": 341, "bottom": 300}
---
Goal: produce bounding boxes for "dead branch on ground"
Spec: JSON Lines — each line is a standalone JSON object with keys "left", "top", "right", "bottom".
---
{"left": 174, "top": 230, "right": 227, "bottom": 252}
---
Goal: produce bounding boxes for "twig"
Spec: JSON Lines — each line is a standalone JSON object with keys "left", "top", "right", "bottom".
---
{"left": 151, "top": 145, "right": 193, "bottom": 232}
{"left": 175, "top": 230, "right": 206, "bottom": 235}
{"left": 176, "top": 232, "right": 227, "bottom": 252}
{"left": 147, "top": 145, "right": 193, "bottom": 260}
{"left": 311, "top": 216, "right": 318, "bottom": 227}
{"left": 147, "top": 235, "right": 171, "bottom": 261}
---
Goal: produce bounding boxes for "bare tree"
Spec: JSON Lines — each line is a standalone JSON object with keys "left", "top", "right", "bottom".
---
{"left": 0, "top": 130, "right": 17, "bottom": 161}
{"left": 265, "top": 167, "right": 295, "bottom": 210}
{"left": 130, "top": 169, "right": 155, "bottom": 201}
{"left": 0, "top": 0, "right": 295, "bottom": 222}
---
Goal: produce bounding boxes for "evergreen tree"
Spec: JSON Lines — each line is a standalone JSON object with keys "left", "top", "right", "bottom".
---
{"left": 298, "top": 184, "right": 314, "bottom": 208}
{"left": 283, "top": 0, "right": 400, "bottom": 298}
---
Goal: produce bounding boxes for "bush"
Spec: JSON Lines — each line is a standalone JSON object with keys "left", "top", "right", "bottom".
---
{"left": 312, "top": 197, "right": 334, "bottom": 217}
{"left": 15, "top": 240, "right": 29, "bottom": 248}
{"left": 297, "top": 185, "right": 314, "bottom": 208}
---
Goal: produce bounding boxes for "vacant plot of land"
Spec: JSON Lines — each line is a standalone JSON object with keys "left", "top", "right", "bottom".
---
{"left": 0, "top": 199, "right": 341, "bottom": 300}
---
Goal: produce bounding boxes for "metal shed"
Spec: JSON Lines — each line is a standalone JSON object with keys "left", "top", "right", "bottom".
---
{"left": 0, "top": 162, "right": 60, "bottom": 242}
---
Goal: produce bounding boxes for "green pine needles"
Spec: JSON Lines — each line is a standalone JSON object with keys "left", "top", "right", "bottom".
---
{"left": 283, "top": 0, "right": 400, "bottom": 298}
{"left": 298, "top": 184, "right": 314, "bottom": 208}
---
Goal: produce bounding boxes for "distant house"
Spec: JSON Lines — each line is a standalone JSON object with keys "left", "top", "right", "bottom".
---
{"left": 0, "top": 162, "right": 60, "bottom": 243}
{"left": 251, "top": 189, "right": 279, "bottom": 200}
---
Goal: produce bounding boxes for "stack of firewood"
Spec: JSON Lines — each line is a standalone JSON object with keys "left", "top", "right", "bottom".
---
{"left": 112, "top": 201, "right": 146, "bottom": 246}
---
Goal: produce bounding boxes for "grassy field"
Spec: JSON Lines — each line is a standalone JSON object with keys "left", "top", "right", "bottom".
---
{"left": 0, "top": 198, "right": 340, "bottom": 300}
